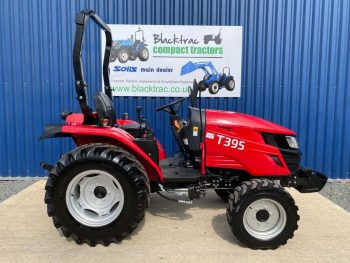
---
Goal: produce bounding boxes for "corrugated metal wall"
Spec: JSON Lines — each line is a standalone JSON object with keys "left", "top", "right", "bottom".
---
{"left": 0, "top": 0, "right": 349, "bottom": 178}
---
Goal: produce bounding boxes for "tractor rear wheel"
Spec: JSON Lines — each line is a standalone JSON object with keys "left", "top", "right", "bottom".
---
{"left": 44, "top": 144, "right": 150, "bottom": 246}
{"left": 225, "top": 77, "right": 235, "bottom": 91}
{"left": 138, "top": 47, "right": 149, "bottom": 61}
{"left": 109, "top": 54, "right": 117, "bottom": 62}
{"left": 118, "top": 48, "right": 129, "bottom": 63}
{"left": 226, "top": 179, "right": 299, "bottom": 249}
{"left": 214, "top": 37, "right": 222, "bottom": 44}
{"left": 208, "top": 81, "right": 220, "bottom": 94}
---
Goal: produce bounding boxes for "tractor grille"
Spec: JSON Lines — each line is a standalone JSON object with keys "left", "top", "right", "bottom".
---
{"left": 262, "top": 133, "right": 301, "bottom": 173}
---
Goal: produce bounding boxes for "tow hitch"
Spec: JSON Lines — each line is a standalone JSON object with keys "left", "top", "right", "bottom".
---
{"left": 282, "top": 168, "right": 328, "bottom": 193}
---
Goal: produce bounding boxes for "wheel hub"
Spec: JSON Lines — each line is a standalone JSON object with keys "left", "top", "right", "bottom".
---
{"left": 65, "top": 170, "right": 125, "bottom": 228}
{"left": 94, "top": 186, "right": 107, "bottom": 199}
{"left": 243, "top": 198, "right": 287, "bottom": 240}
{"left": 256, "top": 209, "right": 270, "bottom": 222}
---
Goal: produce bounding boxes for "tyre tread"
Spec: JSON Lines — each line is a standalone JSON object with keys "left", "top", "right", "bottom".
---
{"left": 44, "top": 143, "right": 150, "bottom": 246}
{"left": 226, "top": 178, "right": 299, "bottom": 249}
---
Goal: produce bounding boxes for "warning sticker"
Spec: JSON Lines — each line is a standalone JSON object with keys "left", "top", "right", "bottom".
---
{"left": 193, "top": 126, "right": 199, "bottom": 136}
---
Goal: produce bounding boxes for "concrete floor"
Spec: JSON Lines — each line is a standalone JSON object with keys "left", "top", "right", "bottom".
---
{"left": 0, "top": 181, "right": 349, "bottom": 263}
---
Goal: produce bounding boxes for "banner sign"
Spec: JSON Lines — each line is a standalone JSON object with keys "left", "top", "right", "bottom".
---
{"left": 103, "top": 25, "right": 242, "bottom": 97}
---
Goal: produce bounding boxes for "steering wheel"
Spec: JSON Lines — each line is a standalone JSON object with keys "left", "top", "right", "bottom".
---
{"left": 156, "top": 97, "right": 186, "bottom": 114}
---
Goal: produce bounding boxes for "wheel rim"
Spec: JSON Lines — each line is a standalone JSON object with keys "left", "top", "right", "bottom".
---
{"left": 65, "top": 170, "right": 125, "bottom": 228}
{"left": 212, "top": 83, "right": 219, "bottom": 93}
{"left": 228, "top": 80, "right": 235, "bottom": 89}
{"left": 243, "top": 198, "right": 287, "bottom": 241}
{"left": 142, "top": 49, "right": 149, "bottom": 59}
{"left": 121, "top": 52, "right": 128, "bottom": 61}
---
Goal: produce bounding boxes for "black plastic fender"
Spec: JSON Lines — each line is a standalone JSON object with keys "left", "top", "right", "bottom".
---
{"left": 39, "top": 124, "right": 68, "bottom": 140}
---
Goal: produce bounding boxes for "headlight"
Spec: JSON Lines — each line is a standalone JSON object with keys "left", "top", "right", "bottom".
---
{"left": 285, "top": 136, "right": 298, "bottom": 149}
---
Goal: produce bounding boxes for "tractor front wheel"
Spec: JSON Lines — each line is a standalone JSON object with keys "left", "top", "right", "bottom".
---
{"left": 44, "top": 144, "right": 150, "bottom": 246}
{"left": 225, "top": 77, "right": 235, "bottom": 91}
{"left": 208, "top": 81, "right": 220, "bottom": 94}
{"left": 226, "top": 179, "right": 299, "bottom": 249}
{"left": 138, "top": 47, "right": 149, "bottom": 61}
{"left": 198, "top": 80, "right": 207, "bottom": 92}
{"left": 118, "top": 48, "right": 129, "bottom": 63}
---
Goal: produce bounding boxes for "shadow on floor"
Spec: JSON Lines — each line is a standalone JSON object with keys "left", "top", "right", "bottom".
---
{"left": 147, "top": 192, "right": 226, "bottom": 221}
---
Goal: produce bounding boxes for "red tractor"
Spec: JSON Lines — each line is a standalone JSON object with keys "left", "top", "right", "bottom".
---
{"left": 41, "top": 10, "right": 327, "bottom": 249}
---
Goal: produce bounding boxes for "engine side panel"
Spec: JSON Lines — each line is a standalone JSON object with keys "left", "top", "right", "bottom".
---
{"left": 204, "top": 125, "right": 291, "bottom": 177}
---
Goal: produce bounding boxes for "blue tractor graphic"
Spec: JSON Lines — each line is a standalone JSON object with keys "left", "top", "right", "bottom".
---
{"left": 110, "top": 28, "right": 149, "bottom": 63}
{"left": 181, "top": 61, "right": 235, "bottom": 94}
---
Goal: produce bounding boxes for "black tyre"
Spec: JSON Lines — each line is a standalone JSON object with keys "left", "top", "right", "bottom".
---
{"left": 109, "top": 55, "right": 117, "bottom": 62}
{"left": 226, "top": 179, "right": 299, "bottom": 249}
{"left": 138, "top": 47, "right": 149, "bottom": 61}
{"left": 109, "top": 44, "right": 118, "bottom": 62}
{"left": 208, "top": 81, "right": 220, "bottom": 94}
{"left": 44, "top": 143, "right": 150, "bottom": 246}
{"left": 198, "top": 80, "right": 207, "bottom": 92}
{"left": 118, "top": 48, "right": 129, "bottom": 63}
{"left": 214, "top": 189, "right": 232, "bottom": 202}
{"left": 214, "top": 38, "right": 222, "bottom": 44}
{"left": 129, "top": 55, "right": 136, "bottom": 61}
{"left": 225, "top": 77, "right": 235, "bottom": 91}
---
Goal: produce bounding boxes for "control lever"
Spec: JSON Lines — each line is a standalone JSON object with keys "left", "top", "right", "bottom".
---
{"left": 136, "top": 106, "right": 143, "bottom": 123}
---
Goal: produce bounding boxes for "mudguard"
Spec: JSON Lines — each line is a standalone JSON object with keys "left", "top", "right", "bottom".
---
{"left": 39, "top": 124, "right": 164, "bottom": 182}
{"left": 39, "top": 124, "right": 68, "bottom": 139}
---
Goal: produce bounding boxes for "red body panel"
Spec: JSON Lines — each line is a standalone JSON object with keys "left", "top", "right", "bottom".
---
{"left": 61, "top": 108, "right": 296, "bottom": 181}
{"left": 61, "top": 124, "right": 164, "bottom": 182}
{"left": 205, "top": 110, "right": 295, "bottom": 135}
{"left": 66, "top": 113, "right": 84, "bottom": 125}
{"left": 116, "top": 119, "right": 138, "bottom": 125}
{"left": 204, "top": 110, "right": 293, "bottom": 176}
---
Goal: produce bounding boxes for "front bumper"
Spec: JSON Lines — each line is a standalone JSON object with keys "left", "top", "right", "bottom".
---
{"left": 281, "top": 168, "right": 328, "bottom": 193}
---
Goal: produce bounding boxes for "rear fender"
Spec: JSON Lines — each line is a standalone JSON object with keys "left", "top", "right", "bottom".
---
{"left": 40, "top": 124, "right": 164, "bottom": 182}
{"left": 39, "top": 124, "right": 68, "bottom": 140}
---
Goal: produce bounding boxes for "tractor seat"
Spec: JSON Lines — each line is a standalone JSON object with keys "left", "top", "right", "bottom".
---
{"left": 93, "top": 92, "right": 116, "bottom": 126}
{"left": 93, "top": 92, "right": 143, "bottom": 136}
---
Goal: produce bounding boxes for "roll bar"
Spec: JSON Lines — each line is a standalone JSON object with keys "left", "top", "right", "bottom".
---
{"left": 73, "top": 10, "right": 112, "bottom": 121}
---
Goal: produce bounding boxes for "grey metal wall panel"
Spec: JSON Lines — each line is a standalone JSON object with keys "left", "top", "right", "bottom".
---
{"left": 0, "top": 0, "right": 349, "bottom": 178}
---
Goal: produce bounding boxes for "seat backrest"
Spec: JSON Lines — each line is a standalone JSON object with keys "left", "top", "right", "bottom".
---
{"left": 93, "top": 92, "right": 116, "bottom": 126}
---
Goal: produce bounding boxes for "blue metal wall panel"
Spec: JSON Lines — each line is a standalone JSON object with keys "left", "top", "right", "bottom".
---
{"left": 0, "top": 0, "right": 349, "bottom": 178}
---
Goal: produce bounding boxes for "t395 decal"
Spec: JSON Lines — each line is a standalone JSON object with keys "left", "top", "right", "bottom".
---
{"left": 206, "top": 132, "right": 245, "bottom": 150}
